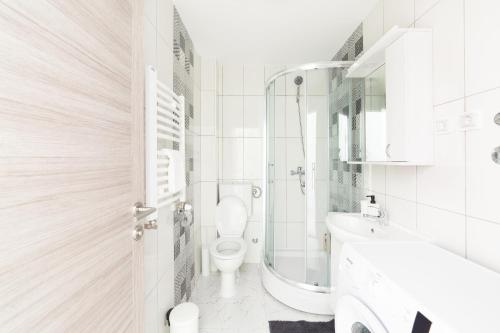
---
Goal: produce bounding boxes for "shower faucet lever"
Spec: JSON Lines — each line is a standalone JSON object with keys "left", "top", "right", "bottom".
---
{"left": 290, "top": 166, "right": 305, "bottom": 176}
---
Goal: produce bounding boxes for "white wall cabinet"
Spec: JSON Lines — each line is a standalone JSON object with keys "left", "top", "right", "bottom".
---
{"left": 348, "top": 27, "right": 434, "bottom": 165}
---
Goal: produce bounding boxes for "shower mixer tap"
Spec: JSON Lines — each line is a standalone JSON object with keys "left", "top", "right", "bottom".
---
{"left": 290, "top": 166, "right": 305, "bottom": 176}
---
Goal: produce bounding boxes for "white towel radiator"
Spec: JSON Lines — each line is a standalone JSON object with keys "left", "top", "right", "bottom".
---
{"left": 145, "top": 65, "right": 186, "bottom": 219}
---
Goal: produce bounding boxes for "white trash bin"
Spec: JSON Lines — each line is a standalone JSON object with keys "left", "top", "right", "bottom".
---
{"left": 170, "top": 302, "right": 199, "bottom": 333}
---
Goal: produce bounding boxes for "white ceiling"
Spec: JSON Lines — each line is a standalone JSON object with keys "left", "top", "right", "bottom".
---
{"left": 174, "top": 0, "right": 378, "bottom": 64}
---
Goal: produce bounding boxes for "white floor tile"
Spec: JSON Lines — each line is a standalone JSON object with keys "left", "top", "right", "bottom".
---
{"left": 191, "top": 264, "right": 332, "bottom": 332}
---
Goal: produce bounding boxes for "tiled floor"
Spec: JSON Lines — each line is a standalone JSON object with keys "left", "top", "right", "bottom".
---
{"left": 191, "top": 264, "right": 333, "bottom": 333}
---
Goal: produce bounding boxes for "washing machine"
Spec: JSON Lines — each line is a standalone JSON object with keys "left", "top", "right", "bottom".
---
{"left": 335, "top": 241, "right": 500, "bottom": 333}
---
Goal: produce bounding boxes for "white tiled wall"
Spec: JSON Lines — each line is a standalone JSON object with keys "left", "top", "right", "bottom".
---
{"left": 217, "top": 64, "right": 267, "bottom": 263}
{"left": 143, "top": 1, "right": 175, "bottom": 332}
{"left": 199, "top": 58, "right": 219, "bottom": 262}
{"left": 363, "top": 0, "right": 500, "bottom": 273}
{"left": 201, "top": 64, "right": 330, "bottom": 263}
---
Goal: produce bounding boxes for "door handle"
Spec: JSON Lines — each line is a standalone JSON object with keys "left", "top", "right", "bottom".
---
{"left": 133, "top": 224, "right": 144, "bottom": 241}
{"left": 134, "top": 202, "right": 156, "bottom": 220}
{"left": 385, "top": 144, "right": 391, "bottom": 159}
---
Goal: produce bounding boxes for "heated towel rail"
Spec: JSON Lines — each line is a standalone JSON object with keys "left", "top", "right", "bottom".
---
{"left": 145, "top": 66, "right": 186, "bottom": 218}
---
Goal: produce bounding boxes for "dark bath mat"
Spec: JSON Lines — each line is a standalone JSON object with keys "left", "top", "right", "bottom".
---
{"left": 269, "top": 319, "right": 335, "bottom": 333}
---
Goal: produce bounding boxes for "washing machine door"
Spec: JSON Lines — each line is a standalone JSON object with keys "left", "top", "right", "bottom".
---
{"left": 335, "top": 295, "right": 388, "bottom": 333}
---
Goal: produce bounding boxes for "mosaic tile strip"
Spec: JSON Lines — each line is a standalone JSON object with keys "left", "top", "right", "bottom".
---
{"left": 330, "top": 24, "right": 365, "bottom": 213}
{"left": 173, "top": 7, "right": 197, "bottom": 305}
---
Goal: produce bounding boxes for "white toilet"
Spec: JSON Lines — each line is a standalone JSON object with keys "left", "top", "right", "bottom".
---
{"left": 210, "top": 183, "right": 251, "bottom": 298}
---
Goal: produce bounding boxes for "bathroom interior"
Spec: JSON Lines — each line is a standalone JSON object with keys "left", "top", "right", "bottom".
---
{"left": 2, "top": 0, "right": 500, "bottom": 332}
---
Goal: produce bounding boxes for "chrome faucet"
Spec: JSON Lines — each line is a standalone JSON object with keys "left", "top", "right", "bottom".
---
{"left": 290, "top": 166, "right": 305, "bottom": 176}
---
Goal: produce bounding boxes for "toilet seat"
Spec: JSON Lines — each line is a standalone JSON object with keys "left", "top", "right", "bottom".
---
{"left": 210, "top": 237, "right": 247, "bottom": 260}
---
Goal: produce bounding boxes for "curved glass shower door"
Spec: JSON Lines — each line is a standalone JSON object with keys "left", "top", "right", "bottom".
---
{"left": 265, "top": 62, "right": 358, "bottom": 292}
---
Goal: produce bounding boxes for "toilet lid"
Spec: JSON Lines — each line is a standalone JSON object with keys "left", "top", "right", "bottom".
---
{"left": 215, "top": 196, "right": 247, "bottom": 237}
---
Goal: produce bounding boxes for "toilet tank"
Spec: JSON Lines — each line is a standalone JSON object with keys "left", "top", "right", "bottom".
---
{"left": 219, "top": 183, "right": 252, "bottom": 217}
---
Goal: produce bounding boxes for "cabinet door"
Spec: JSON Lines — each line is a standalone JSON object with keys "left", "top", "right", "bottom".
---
{"left": 385, "top": 37, "right": 407, "bottom": 162}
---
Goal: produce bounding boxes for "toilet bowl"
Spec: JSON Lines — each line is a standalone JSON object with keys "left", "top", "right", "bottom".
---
{"left": 209, "top": 194, "right": 249, "bottom": 298}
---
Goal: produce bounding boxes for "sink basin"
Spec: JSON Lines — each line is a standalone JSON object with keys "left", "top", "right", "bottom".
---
{"left": 326, "top": 211, "right": 423, "bottom": 311}
{"left": 325, "top": 212, "right": 420, "bottom": 243}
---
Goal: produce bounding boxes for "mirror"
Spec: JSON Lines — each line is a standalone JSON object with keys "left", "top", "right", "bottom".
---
{"left": 364, "top": 65, "right": 386, "bottom": 161}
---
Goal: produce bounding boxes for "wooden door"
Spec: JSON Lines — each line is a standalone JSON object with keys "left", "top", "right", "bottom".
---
{"left": 0, "top": 0, "right": 145, "bottom": 331}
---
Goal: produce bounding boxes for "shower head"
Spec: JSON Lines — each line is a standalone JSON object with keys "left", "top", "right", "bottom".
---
{"left": 294, "top": 76, "right": 303, "bottom": 86}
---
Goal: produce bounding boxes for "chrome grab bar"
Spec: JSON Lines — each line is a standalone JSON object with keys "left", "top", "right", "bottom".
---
{"left": 134, "top": 202, "right": 157, "bottom": 220}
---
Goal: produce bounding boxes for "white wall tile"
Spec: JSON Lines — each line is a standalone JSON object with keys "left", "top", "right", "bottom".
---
{"left": 415, "top": 0, "right": 440, "bottom": 19}
{"left": 144, "top": 20, "right": 157, "bottom": 68}
{"left": 201, "top": 91, "right": 216, "bottom": 136}
{"left": 201, "top": 136, "right": 217, "bottom": 181}
{"left": 144, "top": 0, "right": 157, "bottom": 27}
{"left": 243, "top": 96, "right": 265, "bottom": 138}
{"left": 274, "top": 138, "right": 287, "bottom": 180}
{"left": 274, "top": 96, "right": 287, "bottom": 137}
{"left": 285, "top": 96, "right": 306, "bottom": 138}
{"left": 192, "top": 86, "right": 201, "bottom": 135}
{"left": 244, "top": 138, "right": 263, "bottom": 180}
{"left": 244, "top": 222, "right": 262, "bottom": 263}
{"left": 265, "top": 65, "right": 286, "bottom": 95}
{"left": 222, "top": 96, "right": 244, "bottom": 137}
{"left": 383, "top": 0, "right": 415, "bottom": 31}
{"left": 465, "top": 88, "right": 500, "bottom": 224}
{"left": 286, "top": 222, "right": 305, "bottom": 250}
{"left": 157, "top": 207, "right": 174, "bottom": 279}
{"left": 244, "top": 65, "right": 265, "bottom": 95}
{"left": 201, "top": 181, "right": 217, "bottom": 226}
{"left": 273, "top": 180, "right": 287, "bottom": 222}
{"left": 221, "top": 138, "right": 244, "bottom": 179}
{"left": 417, "top": 100, "right": 466, "bottom": 214}
{"left": 157, "top": 37, "right": 173, "bottom": 87}
{"left": 416, "top": 0, "right": 464, "bottom": 105}
{"left": 202, "top": 226, "right": 217, "bottom": 246}
{"left": 306, "top": 96, "right": 329, "bottom": 138}
{"left": 144, "top": 224, "right": 158, "bottom": 296}
{"left": 306, "top": 70, "right": 329, "bottom": 96}
{"left": 315, "top": 138, "right": 329, "bottom": 180}
{"left": 202, "top": 58, "right": 217, "bottom": 91}
{"left": 222, "top": 64, "right": 244, "bottom": 95}
{"left": 386, "top": 196, "right": 417, "bottom": 230}
{"left": 465, "top": 0, "right": 500, "bottom": 95}
{"left": 286, "top": 180, "right": 305, "bottom": 222}
{"left": 157, "top": 0, "right": 173, "bottom": 43}
{"left": 313, "top": 180, "right": 329, "bottom": 221}
{"left": 366, "top": 165, "right": 386, "bottom": 193}
{"left": 466, "top": 217, "right": 500, "bottom": 273}
{"left": 386, "top": 166, "right": 416, "bottom": 201}
{"left": 144, "top": 289, "right": 159, "bottom": 333}
{"left": 417, "top": 204, "right": 466, "bottom": 256}
{"left": 193, "top": 182, "right": 202, "bottom": 227}
{"left": 273, "top": 222, "right": 287, "bottom": 250}
{"left": 363, "top": 1, "right": 384, "bottom": 50}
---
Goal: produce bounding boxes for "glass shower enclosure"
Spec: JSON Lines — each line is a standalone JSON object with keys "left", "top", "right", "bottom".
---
{"left": 263, "top": 62, "right": 362, "bottom": 314}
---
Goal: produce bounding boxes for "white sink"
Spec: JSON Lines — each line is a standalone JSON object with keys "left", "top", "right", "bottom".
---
{"left": 325, "top": 212, "right": 420, "bottom": 243}
{"left": 326, "top": 211, "right": 423, "bottom": 311}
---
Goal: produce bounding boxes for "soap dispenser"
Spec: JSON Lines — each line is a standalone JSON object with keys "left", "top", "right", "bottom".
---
{"left": 361, "top": 195, "right": 381, "bottom": 218}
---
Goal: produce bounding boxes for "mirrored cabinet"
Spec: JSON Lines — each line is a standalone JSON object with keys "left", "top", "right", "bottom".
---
{"left": 347, "top": 27, "right": 434, "bottom": 165}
